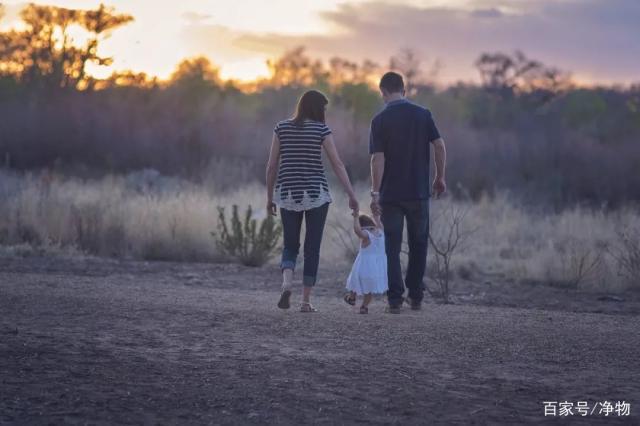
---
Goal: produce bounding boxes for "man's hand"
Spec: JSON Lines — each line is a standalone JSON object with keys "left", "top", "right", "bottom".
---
{"left": 431, "top": 139, "right": 446, "bottom": 198}
{"left": 432, "top": 177, "right": 446, "bottom": 198}
{"left": 370, "top": 195, "right": 381, "bottom": 216}
{"left": 267, "top": 199, "right": 277, "bottom": 216}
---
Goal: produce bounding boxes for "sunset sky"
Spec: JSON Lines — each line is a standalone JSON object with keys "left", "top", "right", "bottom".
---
{"left": 1, "top": 0, "right": 638, "bottom": 85}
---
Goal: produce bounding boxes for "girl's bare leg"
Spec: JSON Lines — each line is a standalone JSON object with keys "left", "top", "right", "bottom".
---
{"left": 362, "top": 293, "right": 373, "bottom": 307}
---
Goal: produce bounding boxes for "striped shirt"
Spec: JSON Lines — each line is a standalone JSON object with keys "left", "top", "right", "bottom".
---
{"left": 273, "top": 119, "right": 332, "bottom": 211}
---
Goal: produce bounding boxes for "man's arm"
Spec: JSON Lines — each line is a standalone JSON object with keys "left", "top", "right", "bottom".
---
{"left": 431, "top": 137, "right": 447, "bottom": 197}
{"left": 370, "top": 152, "right": 384, "bottom": 214}
{"left": 370, "top": 153, "right": 384, "bottom": 194}
{"left": 369, "top": 117, "right": 385, "bottom": 215}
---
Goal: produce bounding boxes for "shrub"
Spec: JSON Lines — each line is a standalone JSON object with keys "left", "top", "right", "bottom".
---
{"left": 213, "top": 204, "right": 281, "bottom": 266}
{"left": 427, "top": 202, "right": 477, "bottom": 303}
{"left": 608, "top": 227, "right": 640, "bottom": 288}
{"left": 554, "top": 237, "right": 603, "bottom": 288}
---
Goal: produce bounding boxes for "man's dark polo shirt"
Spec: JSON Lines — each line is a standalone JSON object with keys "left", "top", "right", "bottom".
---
{"left": 369, "top": 99, "right": 441, "bottom": 203}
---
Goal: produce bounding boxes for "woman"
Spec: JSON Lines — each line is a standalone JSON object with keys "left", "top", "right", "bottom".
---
{"left": 266, "top": 90, "right": 358, "bottom": 312}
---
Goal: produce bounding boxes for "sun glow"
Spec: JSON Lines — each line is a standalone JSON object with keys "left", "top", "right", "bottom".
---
{"left": 1, "top": 0, "right": 636, "bottom": 85}
{"left": 1, "top": 0, "right": 353, "bottom": 81}
{"left": 0, "top": 0, "right": 478, "bottom": 83}
{"left": 219, "top": 57, "right": 271, "bottom": 83}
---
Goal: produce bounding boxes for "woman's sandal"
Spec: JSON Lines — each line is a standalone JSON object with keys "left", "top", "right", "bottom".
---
{"left": 343, "top": 293, "right": 356, "bottom": 306}
{"left": 359, "top": 306, "right": 368, "bottom": 314}
{"left": 300, "top": 302, "right": 318, "bottom": 313}
{"left": 277, "top": 290, "right": 292, "bottom": 309}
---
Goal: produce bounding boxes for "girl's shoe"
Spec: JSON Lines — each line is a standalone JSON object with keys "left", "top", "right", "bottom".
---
{"left": 277, "top": 290, "right": 292, "bottom": 309}
{"left": 300, "top": 302, "right": 318, "bottom": 313}
{"left": 343, "top": 293, "right": 356, "bottom": 306}
{"left": 359, "top": 306, "right": 368, "bottom": 314}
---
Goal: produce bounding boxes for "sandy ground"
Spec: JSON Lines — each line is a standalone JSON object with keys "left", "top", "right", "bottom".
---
{"left": 1, "top": 256, "right": 639, "bottom": 425}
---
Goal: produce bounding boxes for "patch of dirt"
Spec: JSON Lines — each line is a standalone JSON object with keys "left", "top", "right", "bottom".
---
{"left": 1, "top": 256, "right": 639, "bottom": 424}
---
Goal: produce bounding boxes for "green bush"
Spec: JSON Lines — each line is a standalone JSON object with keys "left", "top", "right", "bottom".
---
{"left": 213, "top": 204, "right": 281, "bottom": 266}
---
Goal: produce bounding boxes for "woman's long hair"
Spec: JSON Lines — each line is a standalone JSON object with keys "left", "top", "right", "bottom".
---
{"left": 292, "top": 90, "right": 328, "bottom": 126}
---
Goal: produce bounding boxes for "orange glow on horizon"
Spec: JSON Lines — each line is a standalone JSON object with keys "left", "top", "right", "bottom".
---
{"left": 1, "top": 0, "right": 637, "bottom": 87}
{"left": 1, "top": 0, "right": 485, "bottom": 85}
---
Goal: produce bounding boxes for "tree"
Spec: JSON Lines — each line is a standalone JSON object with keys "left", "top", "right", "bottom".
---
{"left": 389, "top": 48, "right": 422, "bottom": 94}
{"left": 475, "top": 50, "right": 572, "bottom": 103}
{"left": 170, "top": 57, "right": 220, "bottom": 84}
{"left": 389, "top": 48, "right": 441, "bottom": 95}
{"left": 328, "top": 57, "right": 379, "bottom": 87}
{"left": 427, "top": 203, "right": 477, "bottom": 303}
{"left": 169, "top": 56, "right": 221, "bottom": 95}
{"left": 0, "top": 3, "right": 133, "bottom": 90}
{"left": 328, "top": 57, "right": 358, "bottom": 86}
{"left": 96, "top": 70, "right": 158, "bottom": 89}
{"left": 358, "top": 60, "right": 380, "bottom": 84}
{"left": 265, "top": 46, "right": 328, "bottom": 88}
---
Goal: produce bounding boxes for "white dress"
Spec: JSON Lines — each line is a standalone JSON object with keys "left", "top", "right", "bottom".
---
{"left": 346, "top": 229, "right": 388, "bottom": 295}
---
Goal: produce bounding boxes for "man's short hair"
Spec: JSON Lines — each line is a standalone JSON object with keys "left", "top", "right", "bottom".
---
{"left": 379, "top": 72, "right": 404, "bottom": 93}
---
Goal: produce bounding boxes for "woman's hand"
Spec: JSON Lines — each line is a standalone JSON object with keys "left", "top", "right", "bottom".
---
{"left": 267, "top": 199, "right": 277, "bottom": 216}
{"left": 348, "top": 194, "right": 359, "bottom": 213}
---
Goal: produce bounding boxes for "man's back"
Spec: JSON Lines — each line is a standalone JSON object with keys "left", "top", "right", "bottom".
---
{"left": 369, "top": 99, "right": 441, "bottom": 203}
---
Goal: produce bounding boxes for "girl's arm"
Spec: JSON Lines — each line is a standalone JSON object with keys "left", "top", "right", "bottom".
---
{"left": 353, "top": 211, "right": 370, "bottom": 243}
{"left": 323, "top": 134, "right": 358, "bottom": 212}
{"left": 373, "top": 213, "right": 384, "bottom": 230}
{"left": 265, "top": 133, "right": 280, "bottom": 216}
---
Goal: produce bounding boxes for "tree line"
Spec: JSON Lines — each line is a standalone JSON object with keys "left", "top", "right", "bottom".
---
{"left": 1, "top": 3, "right": 639, "bottom": 208}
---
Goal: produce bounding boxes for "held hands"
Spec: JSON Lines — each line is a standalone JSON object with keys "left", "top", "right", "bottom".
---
{"left": 348, "top": 194, "right": 359, "bottom": 214}
{"left": 432, "top": 176, "right": 446, "bottom": 199}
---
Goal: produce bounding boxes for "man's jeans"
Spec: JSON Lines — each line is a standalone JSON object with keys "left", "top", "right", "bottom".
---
{"left": 279, "top": 203, "right": 329, "bottom": 287}
{"left": 381, "top": 200, "right": 429, "bottom": 306}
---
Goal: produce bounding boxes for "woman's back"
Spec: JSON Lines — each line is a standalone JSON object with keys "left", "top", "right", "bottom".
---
{"left": 274, "top": 119, "right": 332, "bottom": 211}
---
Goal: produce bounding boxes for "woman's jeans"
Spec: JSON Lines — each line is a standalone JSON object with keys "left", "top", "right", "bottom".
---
{"left": 279, "top": 203, "right": 329, "bottom": 287}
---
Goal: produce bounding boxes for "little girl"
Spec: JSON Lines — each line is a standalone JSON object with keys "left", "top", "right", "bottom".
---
{"left": 344, "top": 211, "right": 388, "bottom": 314}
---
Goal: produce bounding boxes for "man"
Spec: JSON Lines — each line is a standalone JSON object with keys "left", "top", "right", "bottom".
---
{"left": 369, "top": 71, "right": 447, "bottom": 313}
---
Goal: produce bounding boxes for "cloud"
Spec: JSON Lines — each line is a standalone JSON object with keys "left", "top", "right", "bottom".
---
{"left": 470, "top": 8, "right": 503, "bottom": 19}
{"left": 182, "top": 11, "right": 213, "bottom": 25}
{"left": 181, "top": 23, "right": 262, "bottom": 62}
{"left": 210, "top": 0, "right": 640, "bottom": 84}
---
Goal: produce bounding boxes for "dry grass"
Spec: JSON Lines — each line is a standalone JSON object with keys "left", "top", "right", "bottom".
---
{"left": 0, "top": 169, "right": 637, "bottom": 291}
{"left": 438, "top": 194, "right": 634, "bottom": 291}
{"left": 0, "top": 170, "right": 263, "bottom": 262}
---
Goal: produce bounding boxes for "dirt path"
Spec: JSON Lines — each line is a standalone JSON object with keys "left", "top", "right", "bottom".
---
{"left": 1, "top": 257, "right": 639, "bottom": 425}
